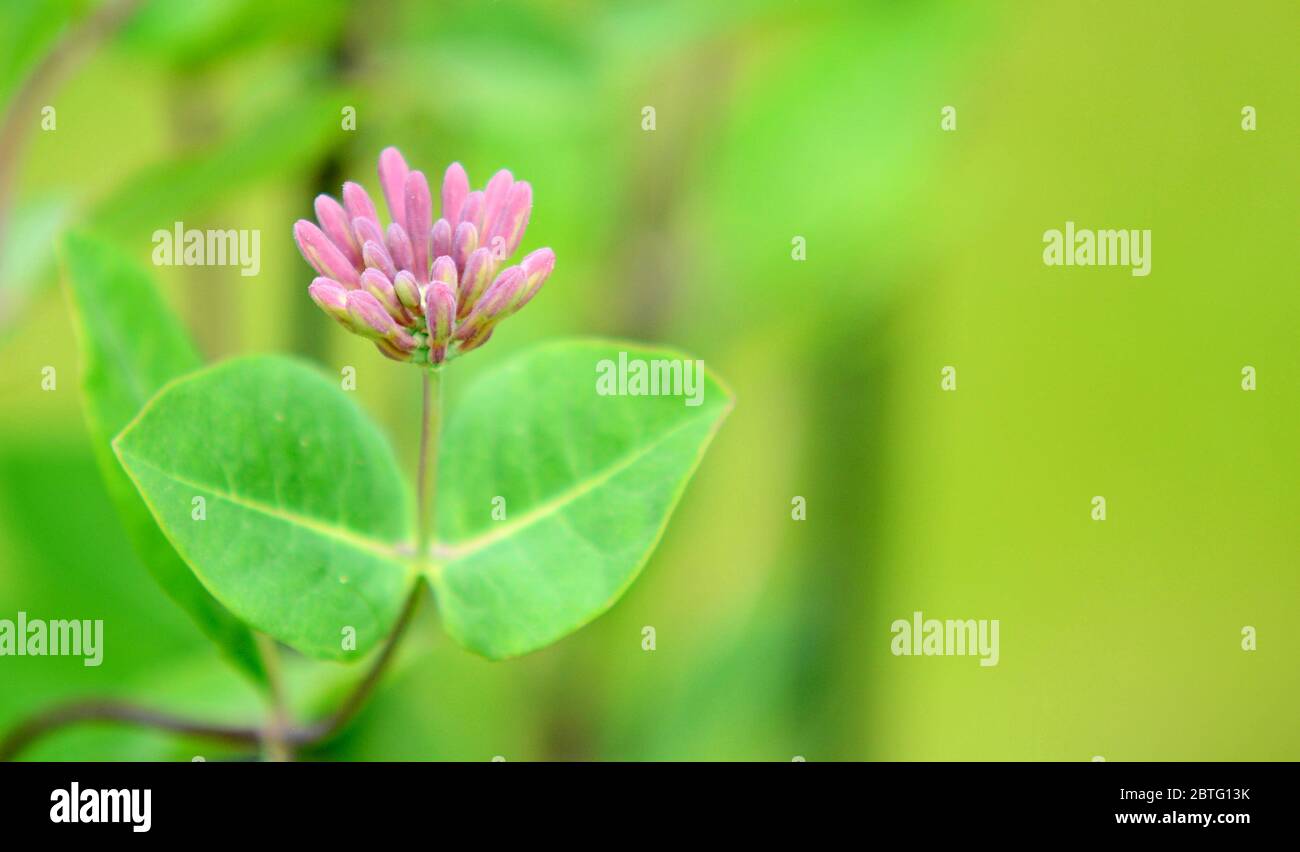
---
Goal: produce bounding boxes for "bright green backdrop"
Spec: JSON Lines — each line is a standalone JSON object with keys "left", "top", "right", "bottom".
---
{"left": 0, "top": 0, "right": 1294, "bottom": 760}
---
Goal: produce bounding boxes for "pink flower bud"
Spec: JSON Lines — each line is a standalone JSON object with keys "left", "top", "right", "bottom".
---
{"left": 481, "top": 169, "right": 514, "bottom": 237}
{"left": 455, "top": 266, "right": 524, "bottom": 340}
{"left": 378, "top": 146, "right": 410, "bottom": 231}
{"left": 393, "top": 270, "right": 421, "bottom": 311}
{"left": 385, "top": 222, "right": 414, "bottom": 274}
{"left": 424, "top": 280, "right": 457, "bottom": 346}
{"left": 315, "top": 194, "right": 362, "bottom": 269}
{"left": 343, "top": 181, "right": 380, "bottom": 232}
{"left": 431, "top": 218, "right": 453, "bottom": 266}
{"left": 457, "top": 324, "right": 495, "bottom": 354}
{"left": 346, "top": 289, "right": 399, "bottom": 340}
{"left": 361, "top": 268, "right": 411, "bottom": 324}
{"left": 294, "top": 220, "right": 360, "bottom": 288}
{"left": 352, "top": 216, "right": 385, "bottom": 253}
{"left": 452, "top": 221, "right": 478, "bottom": 272}
{"left": 442, "top": 162, "right": 469, "bottom": 224}
{"left": 404, "top": 170, "right": 432, "bottom": 283}
{"left": 431, "top": 255, "right": 458, "bottom": 288}
{"left": 362, "top": 240, "right": 397, "bottom": 281}
{"left": 459, "top": 191, "right": 485, "bottom": 234}
{"left": 296, "top": 149, "right": 557, "bottom": 366}
{"left": 457, "top": 247, "right": 498, "bottom": 319}
{"left": 514, "top": 247, "right": 555, "bottom": 312}
{"left": 488, "top": 181, "right": 532, "bottom": 258}
{"left": 308, "top": 278, "right": 354, "bottom": 329}
{"left": 374, "top": 339, "right": 413, "bottom": 362}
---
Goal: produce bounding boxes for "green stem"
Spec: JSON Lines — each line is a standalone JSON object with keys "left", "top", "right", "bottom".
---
{"left": 283, "top": 367, "right": 442, "bottom": 747}
{"left": 254, "top": 632, "right": 291, "bottom": 761}
{"left": 416, "top": 368, "right": 443, "bottom": 568}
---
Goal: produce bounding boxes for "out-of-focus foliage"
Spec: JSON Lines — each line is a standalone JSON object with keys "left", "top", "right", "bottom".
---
{"left": 61, "top": 231, "right": 265, "bottom": 682}
{"left": 0, "top": 0, "right": 1295, "bottom": 760}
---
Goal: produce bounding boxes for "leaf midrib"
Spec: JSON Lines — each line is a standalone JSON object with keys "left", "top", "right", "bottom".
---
{"left": 117, "top": 449, "right": 408, "bottom": 563}
{"left": 434, "top": 406, "right": 722, "bottom": 566}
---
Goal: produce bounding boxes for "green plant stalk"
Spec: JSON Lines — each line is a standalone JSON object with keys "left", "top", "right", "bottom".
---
{"left": 0, "top": 368, "right": 443, "bottom": 760}
{"left": 292, "top": 368, "right": 440, "bottom": 746}
{"left": 417, "top": 368, "right": 442, "bottom": 570}
{"left": 254, "top": 632, "right": 290, "bottom": 761}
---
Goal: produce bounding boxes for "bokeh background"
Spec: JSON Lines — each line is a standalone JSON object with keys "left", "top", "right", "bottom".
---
{"left": 0, "top": 0, "right": 1295, "bottom": 760}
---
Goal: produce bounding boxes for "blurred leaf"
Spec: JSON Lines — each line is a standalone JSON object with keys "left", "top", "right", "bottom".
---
{"left": 0, "top": 0, "right": 84, "bottom": 103}
{"left": 434, "top": 339, "right": 732, "bottom": 659}
{"left": 113, "top": 355, "right": 415, "bottom": 661}
{"left": 116, "top": 0, "right": 345, "bottom": 70}
{"left": 60, "top": 230, "right": 266, "bottom": 684}
{"left": 0, "top": 195, "right": 74, "bottom": 339}
{"left": 84, "top": 90, "right": 347, "bottom": 240}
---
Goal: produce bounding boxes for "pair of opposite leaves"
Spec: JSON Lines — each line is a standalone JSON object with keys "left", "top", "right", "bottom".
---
{"left": 61, "top": 231, "right": 731, "bottom": 682}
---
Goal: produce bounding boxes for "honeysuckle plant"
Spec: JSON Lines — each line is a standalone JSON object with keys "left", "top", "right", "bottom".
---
{"left": 2, "top": 148, "right": 731, "bottom": 761}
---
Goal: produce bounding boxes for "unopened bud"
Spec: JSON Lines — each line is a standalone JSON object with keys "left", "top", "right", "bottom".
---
{"left": 424, "top": 281, "right": 457, "bottom": 347}
{"left": 308, "top": 278, "right": 354, "bottom": 329}
{"left": 489, "top": 181, "right": 532, "bottom": 258}
{"left": 378, "top": 146, "right": 410, "bottom": 232}
{"left": 431, "top": 218, "right": 453, "bottom": 264}
{"left": 393, "top": 270, "right": 421, "bottom": 311}
{"left": 459, "top": 191, "right": 485, "bottom": 235}
{"left": 352, "top": 216, "right": 385, "bottom": 254}
{"left": 442, "top": 161, "right": 469, "bottom": 224}
{"left": 481, "top": 169, "right": 514, "bottom": 237}
{"left": 362, "top": 240, "right": 397, "bottom": 281}
{"left": 405, "top": 170, "right": 433, "bottom": 282}
{"left": 385, "top": 223, "right": 414, "bottom": 276}
{"left": 294, "top": 220, "right": 360, "bottom": 287}
{"left": 457, "top": 247, "right": 498, "bottom": 319}
{"left": 457, "top": 323, "right": 495, "bottom": 354}
{"left": 452, "top": 221, "right": 478, "bottom": 272}
{"left": 346, "top": 289, "right": 399, "bottom": 340}
{"left": 431, "top": 255, "right": 458, "bottom": 287}
{"left": 361, "top": 268, "right": 411, "bottom": 324}
{"left": 315, "top": 194, "right": 362, "bottom": 268}
{"left": 456, "top": 266, "right": 524, "bottom": 340}
{"left": 343, "top": 182, "right": 380, "bottom": 232}
{"left": 513, "top": 247, "right": 556, "bottom": 312}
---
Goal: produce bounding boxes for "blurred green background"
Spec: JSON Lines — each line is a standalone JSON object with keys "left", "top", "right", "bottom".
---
{"left": 0, "top": 0, "right": 1295, "bottom": 760}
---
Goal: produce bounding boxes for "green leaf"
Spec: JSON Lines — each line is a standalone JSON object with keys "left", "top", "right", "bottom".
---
{"left": 113, "top": 355, "right": 416, "bottom": 661}
{"left": 433, "top": 339, "right": 732, "bottom": 659}
{"left": 60, "top": 231, "right": 265, "bottom": 684}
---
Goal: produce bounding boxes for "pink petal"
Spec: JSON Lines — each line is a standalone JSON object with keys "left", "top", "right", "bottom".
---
{"left": 385, "top": 222, "right": 414, "bottom": 274}
{"left": 377, "top": 146, "right": 410, "bottom": 230}
{"left": 452, "top": 221, "right": 478, "bottom": 273}
{"left": 488, "top": 181, "right": 532, "bottom": 259}
{"left": 342, "top": 181, "right": 380, "bottom": 234}
{"left": 294, "top": 220, "right": 360, "bottom": 287}
{"left": 404, "top": 170, "right": 433, "bottom": 283}
{"left": 442, "top": 161, "right": 469, "bottom": 224}
{"left": 314, "top": 195, "right": 362, "bottom": 269}
{"left": 431, "top": 218, "right": 453, "bottom": 266}
{"left": 457, "top": 247, "right": 498, "bottom": 320}
{"left": 480, "top": 169, "right": 514, "bottom": 239}
{"left": 362, "top": 239, "right": 397, "bottom": 281}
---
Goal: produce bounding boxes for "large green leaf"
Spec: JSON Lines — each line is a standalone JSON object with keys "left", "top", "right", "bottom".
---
{"left": 113, "top": 356, "right": 416, "bottom": 661}
{"left": 433, "top": 340, "right": 732, "bottom": 659}
{"left": 60, "top": 230, "right": 265, "bottom": 683}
